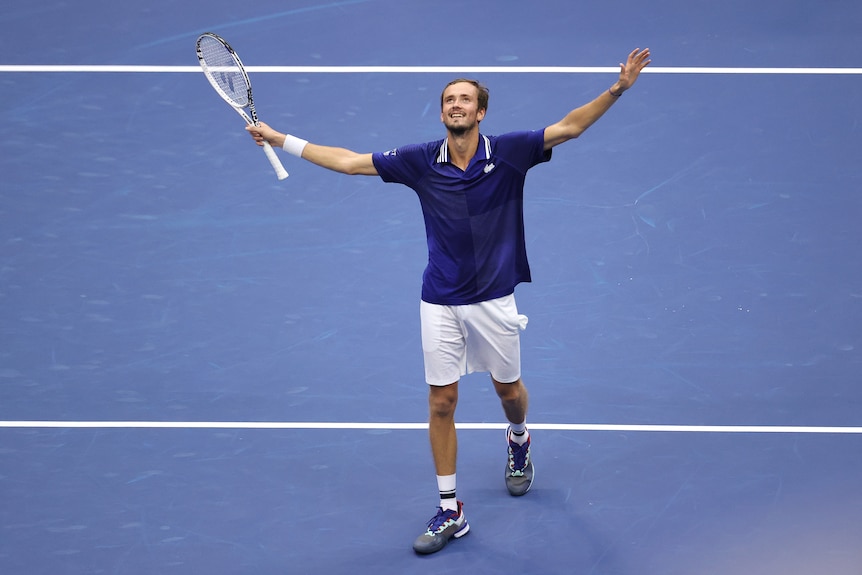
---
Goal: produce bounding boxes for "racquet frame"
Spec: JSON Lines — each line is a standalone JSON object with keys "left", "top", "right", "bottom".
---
{"left": 196, "top": 32, "right": 289, "bottom": 180}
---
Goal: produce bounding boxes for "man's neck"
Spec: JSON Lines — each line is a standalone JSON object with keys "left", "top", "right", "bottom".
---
{"left": 446, "top": 128, "right": 480, "bottom": 171}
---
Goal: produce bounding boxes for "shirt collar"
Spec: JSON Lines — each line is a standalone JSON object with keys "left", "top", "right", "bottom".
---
{"left": 436, "top": 134, "right": 491, "bottom": 164}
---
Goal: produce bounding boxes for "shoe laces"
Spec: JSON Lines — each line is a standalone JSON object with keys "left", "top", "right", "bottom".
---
{"left": 425, "top": 506, "right": 460, "bottom": 535}
{"left": 508, "top": 435, "right": 531, "bottom": 475}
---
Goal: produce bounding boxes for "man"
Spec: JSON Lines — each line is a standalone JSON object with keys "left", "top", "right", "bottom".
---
{"left": 247, "top": 47, "right": 651, "bottom": 554}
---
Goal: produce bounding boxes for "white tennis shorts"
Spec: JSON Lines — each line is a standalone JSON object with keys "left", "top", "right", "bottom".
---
{"left": 420, "top": 294, "right": 528, "bottom": 386}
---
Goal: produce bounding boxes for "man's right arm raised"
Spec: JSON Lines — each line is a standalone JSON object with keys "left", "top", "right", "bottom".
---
{"left": 246, "top": 122, "right": 378, "bottom": 176}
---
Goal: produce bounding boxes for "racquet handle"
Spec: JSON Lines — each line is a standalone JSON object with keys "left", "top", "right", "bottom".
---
{"left": 262, "top": 141, "right": 289, "bottom": 180}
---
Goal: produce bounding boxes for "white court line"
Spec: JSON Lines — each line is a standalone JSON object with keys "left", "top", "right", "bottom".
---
{"left": 0, "top": 65, "right": 861, "bottom": 74}
{"left": 1, "top": 421, "right": 862, "bottom": 434}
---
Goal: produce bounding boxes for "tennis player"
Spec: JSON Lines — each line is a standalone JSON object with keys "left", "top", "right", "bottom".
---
{"left": 247, "top": 47, "right": 651, "bottom": 554}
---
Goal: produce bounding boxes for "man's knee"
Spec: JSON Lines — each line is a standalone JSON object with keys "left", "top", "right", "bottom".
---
{"left": 493, "top": 377, "right": 524, "bottom": 402}
{"left": 428, "top": 383, "right": 458, "bottom": 418}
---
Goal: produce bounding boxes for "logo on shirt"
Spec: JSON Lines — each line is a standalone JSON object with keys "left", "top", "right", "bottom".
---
{"left": 483, "top": 162, "right": 496, "bottom": 174}
{"left": 384, "top": 148, "right": 398, "bottom": 156}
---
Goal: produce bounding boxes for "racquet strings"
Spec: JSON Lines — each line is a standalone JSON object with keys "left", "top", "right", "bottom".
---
{"left": 198, "top": 35, "right": 249, "bottom": 108}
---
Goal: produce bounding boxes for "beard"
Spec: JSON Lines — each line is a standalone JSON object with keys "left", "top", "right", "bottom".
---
{"left": 444, "top": 118, "right": 475, "bottom": 136}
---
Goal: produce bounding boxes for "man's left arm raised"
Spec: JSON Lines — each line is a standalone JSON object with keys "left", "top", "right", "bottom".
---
{"left": 543, "top": 48, "right": 651, "bottom": 150}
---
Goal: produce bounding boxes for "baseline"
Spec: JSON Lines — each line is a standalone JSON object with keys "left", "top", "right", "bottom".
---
{"left": 2, "top": 421, "right": 862, "bottom": 434}
{"left": 1, "top": 65, "right": 861, "bottom": 74}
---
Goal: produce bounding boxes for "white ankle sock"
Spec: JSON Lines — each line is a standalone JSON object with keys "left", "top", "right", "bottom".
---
{"left": 509, "top": 423, "right": 529, "bottom": 445}
{"left": 437, "top": 474, "right": 458, "bottom": 510}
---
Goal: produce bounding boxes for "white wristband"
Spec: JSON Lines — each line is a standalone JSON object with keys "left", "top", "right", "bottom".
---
{"left": 282, "top": 134, "right": 308, "bottom": 158}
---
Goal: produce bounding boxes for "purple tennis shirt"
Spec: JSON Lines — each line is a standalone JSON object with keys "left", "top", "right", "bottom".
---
{"left": 372, "top": 129, "right": 551, "bottom": 305}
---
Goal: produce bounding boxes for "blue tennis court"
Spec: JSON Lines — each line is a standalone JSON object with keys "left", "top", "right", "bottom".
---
{"left": 2, "top": 1, "right": 861, "bottom": 573}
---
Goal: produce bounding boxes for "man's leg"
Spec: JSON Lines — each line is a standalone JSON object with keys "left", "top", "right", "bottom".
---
{"left": 428, "top": 381, "right": 459, "bottom": 478}
{"left": 492, "top": 377, "right": 528, "bottom": 425}
{"left": 493, "top": 377, "right": 534, "bottom": 496}
{"left": 413, "top": 381, "right": 470, "bottom": 554}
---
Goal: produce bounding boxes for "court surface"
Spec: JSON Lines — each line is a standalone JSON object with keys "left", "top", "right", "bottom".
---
{"left": 2, "top": 1, "right": 861, "bottom": 573}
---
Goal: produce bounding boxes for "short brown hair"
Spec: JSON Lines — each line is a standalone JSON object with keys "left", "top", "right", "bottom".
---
{"left": 440, "top": 78, "right": 489, "bottom": 112}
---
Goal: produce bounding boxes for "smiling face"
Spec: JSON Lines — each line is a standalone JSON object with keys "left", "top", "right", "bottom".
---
{"left": 440, "top": 81, "right": 487, "bottom": 136}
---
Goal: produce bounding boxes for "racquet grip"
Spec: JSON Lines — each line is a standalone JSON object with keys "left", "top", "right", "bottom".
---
{"left": 262, "top": 141, "right": 289, "bottom": 180}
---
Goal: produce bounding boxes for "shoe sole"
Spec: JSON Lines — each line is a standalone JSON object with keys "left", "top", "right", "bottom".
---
{"left": 413, "top": 521, "right": 470, "bottom": 555}
{"left": 454, "top": 522, "right": 470, "bottom": 538}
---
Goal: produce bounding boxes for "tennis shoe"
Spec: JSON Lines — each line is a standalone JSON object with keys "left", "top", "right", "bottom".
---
{"left": 412, "top": 501, "right": 470, "bottom": 554}
{"left": 505, "top": 427, "right": 534, "bottom": 496}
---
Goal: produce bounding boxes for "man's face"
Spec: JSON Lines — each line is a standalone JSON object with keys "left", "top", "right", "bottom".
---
{"left": 440, "top": 82, "right": 486, "bottom": 135}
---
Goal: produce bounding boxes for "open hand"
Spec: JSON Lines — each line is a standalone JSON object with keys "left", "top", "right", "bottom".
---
{"left": 616, "top": 48, "right": 651, "bottom": 93}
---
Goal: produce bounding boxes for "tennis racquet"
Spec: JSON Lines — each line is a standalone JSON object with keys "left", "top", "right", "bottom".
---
{"left": 196, "top": 32, "right": 288, "bottom": 180}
